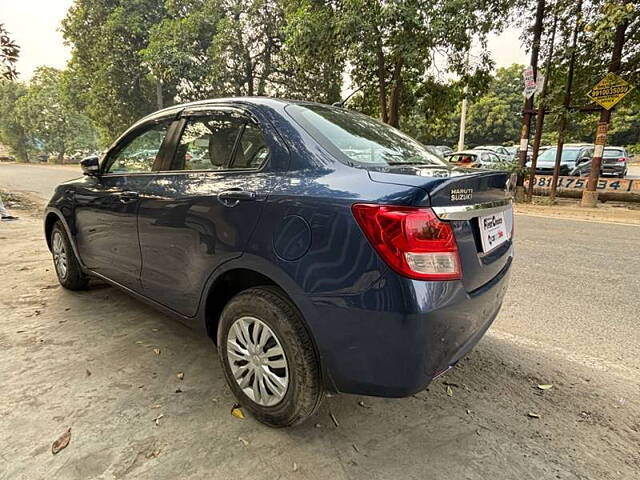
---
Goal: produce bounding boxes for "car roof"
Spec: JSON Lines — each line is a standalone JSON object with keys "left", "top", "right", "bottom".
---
{"left": 137, "top": 96, "right": 330, "bottom": 124}
{"left": 450, "top": 150, "right": 482, "bottom": 155}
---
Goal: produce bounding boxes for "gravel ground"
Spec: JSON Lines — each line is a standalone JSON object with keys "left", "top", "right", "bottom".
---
{"left": 1, "top": 195, "right": 639, "bottom": 480}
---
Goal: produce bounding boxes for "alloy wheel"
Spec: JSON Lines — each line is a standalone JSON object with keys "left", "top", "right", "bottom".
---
{"left": 52, "top": 231, "right": 68, "bottom": 279}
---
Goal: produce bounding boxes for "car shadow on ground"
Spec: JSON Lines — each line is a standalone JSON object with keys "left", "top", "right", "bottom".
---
{"left": 3, "top": 279, "right": 639, "bottom": 480}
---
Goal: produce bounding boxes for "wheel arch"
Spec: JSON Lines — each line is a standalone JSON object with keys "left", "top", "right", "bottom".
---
{"left": 44, "top": 210, "right": 64, "bottom": 251}
{"left": 199, "top": 260, "right": 323, "bottom": 368}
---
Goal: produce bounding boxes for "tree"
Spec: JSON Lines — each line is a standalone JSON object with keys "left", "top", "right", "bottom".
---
{"left": 14, "top": 67, "right": 97, "bottom": 162}
{"left": 62, "top": 0, "right": 167, "bottom": 143}
{"left": 0, "top": 23, "right": 19, "bottom": 80}
{"left": 338, "top": 0, "right": 515, "bottom": 127}
{"left": 280, "top": 0, "right": 345, "bottom": 103}
{"left": 465, "top": 65, "right": 524, "bottom": 145}
{"left": 0, "top": 79, "right": 30, "bottom": 161}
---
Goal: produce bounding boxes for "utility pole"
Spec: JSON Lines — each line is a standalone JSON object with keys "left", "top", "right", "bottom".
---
{"left": 457, "top": 87, "right": 468, "bottom": 151}
{"left": 527, "top": 12, "right": 558, "bottom": 201}
{"left": 515, "top": 0, "right": 546, "bottom": 202}
{"left": 549, "top": 0, "right": 582, "bottom": 203}
{"left": 581, "top": 17, "right": 628, "bottom": 207}
{"left": 457, "top": 50, "right": 471, "bottom": 151}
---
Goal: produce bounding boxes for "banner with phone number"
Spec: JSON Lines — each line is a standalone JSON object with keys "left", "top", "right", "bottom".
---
{"left": 524, "top": 175, "right": 639, "bottom": 193}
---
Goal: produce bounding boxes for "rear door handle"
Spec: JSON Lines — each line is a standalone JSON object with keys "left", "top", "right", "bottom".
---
{"left": 218, "top": 189, "right": 256, "bottom": 204}
{"left": 119, "top": 191, "right": 140, "bottom": 203}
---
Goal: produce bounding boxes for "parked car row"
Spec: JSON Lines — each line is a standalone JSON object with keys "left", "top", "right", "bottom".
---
{"left": 436, "top": 143, "right": 630, "bottom": 178}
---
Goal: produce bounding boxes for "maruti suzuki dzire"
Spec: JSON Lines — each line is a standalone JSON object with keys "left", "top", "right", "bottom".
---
{"left": 44, "top": 98, "right": 513, "bottom": 427}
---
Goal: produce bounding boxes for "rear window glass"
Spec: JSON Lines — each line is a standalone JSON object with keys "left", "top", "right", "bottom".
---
{"left": 538, "top": 148, "right": 581, "bottom": 163}
{"left": 603, "top": 149, "right": 624, "bottom": 158}
{"left": 448, "top": 154, "right": 477, "bottom": 164}
{"left": 286, "top": 104, "right": 446, "bottom": 168}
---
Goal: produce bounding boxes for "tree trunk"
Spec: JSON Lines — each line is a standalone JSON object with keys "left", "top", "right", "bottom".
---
{"left": 374, "top": 31, "right": 388, "bottom": 124}
{"left": 156, "top": 79, "right": 163, "bottom": 110}
{"left": 387, "top": 60, "right": 403, "bottom": 128}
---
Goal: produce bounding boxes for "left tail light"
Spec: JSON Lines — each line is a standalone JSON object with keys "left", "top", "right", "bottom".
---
{"left": 351, "top": 204, "right": 462, "bottom": 281}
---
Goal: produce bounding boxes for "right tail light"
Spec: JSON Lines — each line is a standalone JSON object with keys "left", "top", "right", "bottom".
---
{"left": 352, "top": 204, "right": 461, "bottom": 281}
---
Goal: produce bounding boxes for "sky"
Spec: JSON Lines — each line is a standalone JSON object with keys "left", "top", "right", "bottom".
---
{"left": 1, "top": 0, "right": 529, "bottom": 82}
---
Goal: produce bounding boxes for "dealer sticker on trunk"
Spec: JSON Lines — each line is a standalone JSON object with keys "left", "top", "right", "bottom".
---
{"left": 478, "top": 212, "right": 510, "bottom": 253}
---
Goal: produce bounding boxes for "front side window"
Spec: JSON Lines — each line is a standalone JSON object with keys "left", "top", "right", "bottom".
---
{"left": 286, "top": 104, "right": 446, "bottom": 168}
{"left": 105, "top": 122, "right": 170, "bottom": 174}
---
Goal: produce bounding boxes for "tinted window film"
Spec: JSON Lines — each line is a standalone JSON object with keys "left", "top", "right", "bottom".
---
{"left": 173, "top": 115, "right": 244, "bottom": 171}
{"left": 105, "top": 122, "right": 170, "bottom": 174}
{"left": 230, "top": 123, "right": 270, "bottom": 169}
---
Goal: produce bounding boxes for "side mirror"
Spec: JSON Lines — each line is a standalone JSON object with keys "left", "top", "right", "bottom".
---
{"left": 80, "top": 155, "right": 100, "bottom": 176}
{"left": 577, "top": 157, "right": 590, "bottom": 164}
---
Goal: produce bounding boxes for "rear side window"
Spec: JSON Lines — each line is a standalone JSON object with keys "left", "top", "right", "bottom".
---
{"left": 172, "top": 113, "right": 269, "bottom": 171}
{"left": 173, "top": 115, "right": 244, "bottom": 171}
{"left": 230, "top": 123, "right": 270, "bottom": 169}
{"left": 105, "top": 122, "right": 170, "bottom": 174}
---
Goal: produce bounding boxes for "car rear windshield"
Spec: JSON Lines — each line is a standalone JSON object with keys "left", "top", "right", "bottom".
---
{"left": 603, "top": 149, "right": 624, "bottom": 158}
{"left": 538, "top": 148, "right": 581, "bottom": 163}
{"left": 286, "top": 104, "right": 446, "bottom": 168}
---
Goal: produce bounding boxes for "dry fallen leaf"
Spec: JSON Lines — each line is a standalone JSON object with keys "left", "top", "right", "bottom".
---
{"left": 238, "top": 436, "right": 249, "bottom": 446}
{"left": 357, "top": 400, "right": 371, "bottom": 409}
{"left": 152, "top": 328, "right": 159, "bottom": 332}
{"left": 52, "top": 428, "right": 71, "bottom": 455}
{"left": 329, "top": 412, "right": 339, "bottom": 427}
{"left": 293, "top": 462, "right": 298, "bottom": 472}
{"left": 446, "top": 385, "right": 453, "bottom": 397}
{"left": 537, "top": 384, "right": 553, "bottom": 390}
{"left": 153, "top": 348, "right": 161, "bottom": 355}
{"left": 231, "top": 405, "right": 245, "bottom": 419}
{"left": 527, "top": 412, "right": 540, "bottom": 419}
{"left": 153, "top": 414, "right": 164, "bottom": 426}
{"left": 177, "top": 372, "right": 184, "bottom": 380}
{"left": 85, "top": 369, "right": 91, "bottom": 377}
{"left": 151, "top": 404, "right": 162, "bottom": 409}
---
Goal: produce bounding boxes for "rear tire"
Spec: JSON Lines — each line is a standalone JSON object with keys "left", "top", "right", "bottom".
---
{"left": 217, "top": 286, "right": 323, "bottom": 427}
{"left": 51, "top": 221, "right": 88, "bottom": 290}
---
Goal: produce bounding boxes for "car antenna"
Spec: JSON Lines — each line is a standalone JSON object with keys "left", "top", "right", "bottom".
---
{"left": 332, "top": 86, "right": 364, "bottom": 108}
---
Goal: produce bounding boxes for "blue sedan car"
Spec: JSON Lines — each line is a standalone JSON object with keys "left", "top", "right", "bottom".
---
{"left": 44, "top": 98, "right": 513, "bottom": 427}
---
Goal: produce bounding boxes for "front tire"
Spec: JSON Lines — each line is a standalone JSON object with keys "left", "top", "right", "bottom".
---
{"left": 218, "top": 286, "right": 323, "bottom": 427}
{"left": 51, "top": 221, "right": 88, "bottom": 290}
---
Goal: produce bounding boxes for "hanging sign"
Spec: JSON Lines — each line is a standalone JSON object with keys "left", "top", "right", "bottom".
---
{"left": 523, "top": 66, "right": 537, "bottom": 99}
{"left": 587, "top": 72, "right": 634, "bottom": 110}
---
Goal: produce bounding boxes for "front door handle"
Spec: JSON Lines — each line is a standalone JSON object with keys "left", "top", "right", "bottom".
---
{"left": 218, "top": 189, "right": 256, "bottom": 204}
{"left": 119, "top": 191, "right": 140, "bottom": 203}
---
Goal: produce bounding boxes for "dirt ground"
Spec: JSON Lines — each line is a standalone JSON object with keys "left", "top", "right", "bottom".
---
{"left": 1, "top": 194, "right": 639, "bottom": 480}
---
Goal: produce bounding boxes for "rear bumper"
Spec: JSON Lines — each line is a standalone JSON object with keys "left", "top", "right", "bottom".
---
{"left": 535, "top": 166, "right": 569, "bottom": 175}
{"left": 306, "top": 256, "right": 512, "bottom": 397}
{"left": 602, "top": 164, "right": 625, "bottom": 175}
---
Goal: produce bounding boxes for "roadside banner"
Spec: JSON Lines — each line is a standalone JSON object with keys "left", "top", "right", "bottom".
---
{"left": 525, "top": 175, "right": 636, "bottom": 193}
{"left": 587, "top": 73, "right": 634, "bottom": 110}
{"left": 523, "top": 66, "right": 537, "bottom": 99}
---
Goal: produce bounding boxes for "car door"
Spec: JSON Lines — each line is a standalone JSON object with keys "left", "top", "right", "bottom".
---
{"left": 73, "top": 119, "right": 174, "bottom": 291}
{"left": 136, "top": 107, "right": 280, "bottom": 316}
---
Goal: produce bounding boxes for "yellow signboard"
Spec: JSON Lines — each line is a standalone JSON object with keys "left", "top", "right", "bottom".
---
{"left": 587, "top": 73, "right": 634, "bottom": 110}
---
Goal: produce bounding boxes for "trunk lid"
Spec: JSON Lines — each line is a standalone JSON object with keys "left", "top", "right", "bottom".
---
{"left": 368, "top": 166, "right": 513, "bottom": 292}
